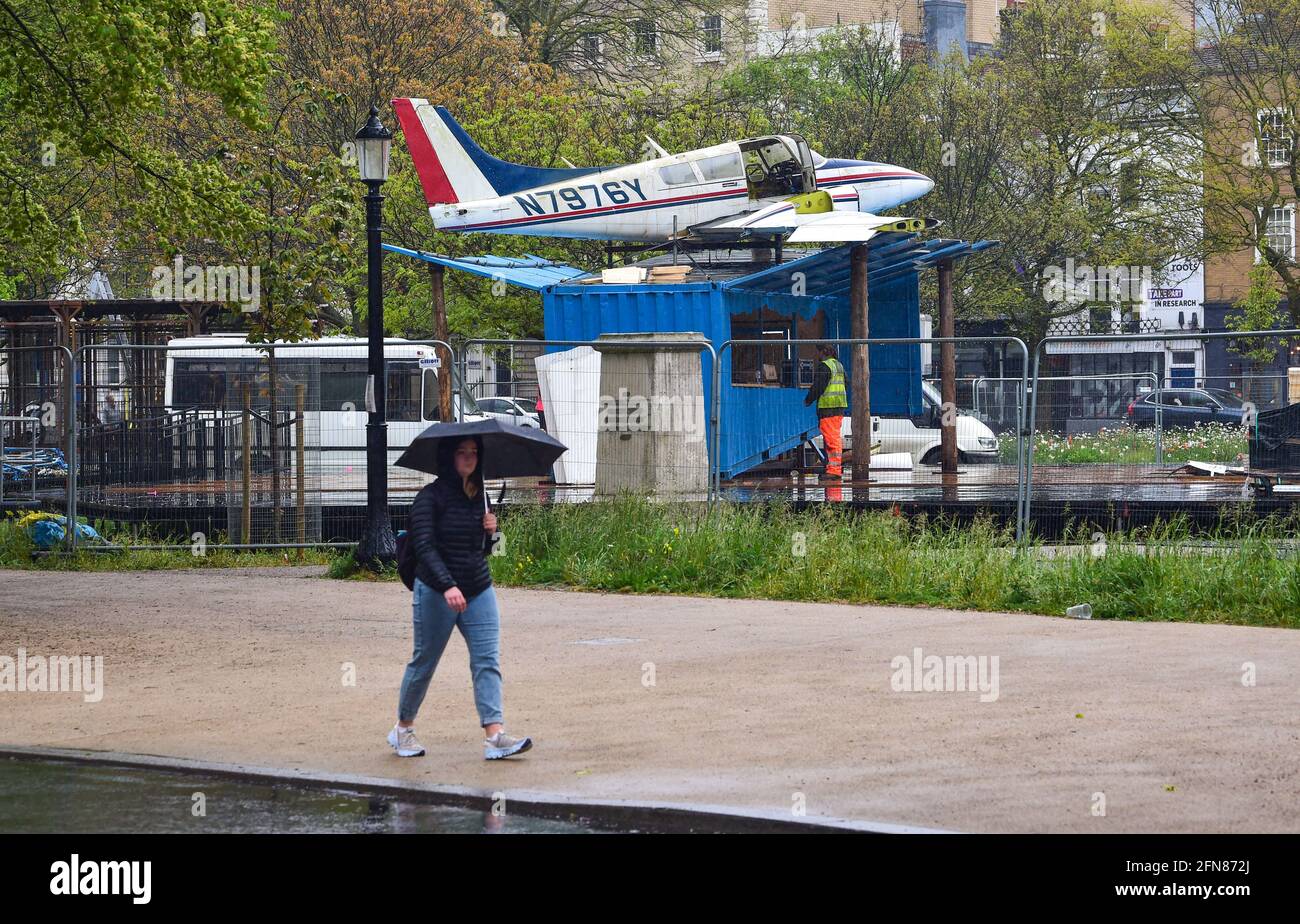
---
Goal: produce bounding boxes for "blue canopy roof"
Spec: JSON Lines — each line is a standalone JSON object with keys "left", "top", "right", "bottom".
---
{"left": 385, "top": 233, "right": 998, "bottom": 297}
{"left": 726, "top": 234, "right": 999, "bottom": 296}
{"left": 382, "top": 246, "right": 588, "bottom": 291}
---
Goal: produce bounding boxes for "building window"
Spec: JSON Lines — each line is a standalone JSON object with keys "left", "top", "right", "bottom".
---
{"left": 581, "top": 33, "right": 601, "bottom": 63}
{"left": 701, "top": 15, "right": 722, "bottom": 55}
{"left": 1258, "top": 108, "right": 1293, "bottom": 167}
{"left": 634, "top": 19, "right": 657, "bottom": 56}
{"left": 1259, "top": 205, "right": 1296, "bottom": 262}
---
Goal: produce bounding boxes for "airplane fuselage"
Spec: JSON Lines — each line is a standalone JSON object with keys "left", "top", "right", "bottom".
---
{"left": 428, "top": 142, "right": 934, "bottom": 243}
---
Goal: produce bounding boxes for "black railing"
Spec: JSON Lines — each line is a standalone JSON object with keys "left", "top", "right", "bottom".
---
{"left": 1046, "top": 317, "right": 1163, "bottom": 337}
{"left": 78, "top": 406, "right": 300, "bottom": 491}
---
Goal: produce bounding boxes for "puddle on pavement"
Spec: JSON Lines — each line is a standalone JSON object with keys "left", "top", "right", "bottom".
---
{"left": 0, "top": 758, "right": 608, "bottom": 834}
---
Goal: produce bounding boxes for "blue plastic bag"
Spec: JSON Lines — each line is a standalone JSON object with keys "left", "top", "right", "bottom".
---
{"left": 27, "top": 516, "right": 102, "bottom": 549}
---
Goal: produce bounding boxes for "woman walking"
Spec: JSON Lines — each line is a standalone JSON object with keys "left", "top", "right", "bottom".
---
{"left": 387, "top": 435, "right": 532, "bottom": 760}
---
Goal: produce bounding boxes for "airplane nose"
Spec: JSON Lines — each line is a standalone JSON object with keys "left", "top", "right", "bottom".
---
{"left": 879, "top": 166, "right": 934, "bottom": 204}
{"left": 853, "top": 163, "right": 936, "bottom": 212}
{"left": 904, "top": 174, "right": 935, "bottom": 202}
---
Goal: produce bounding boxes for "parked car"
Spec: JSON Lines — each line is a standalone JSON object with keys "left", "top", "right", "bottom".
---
{"left": 476, "top": 396, "right": 540, "bottom": 428}
{"left": 1126, "top": 388, "right": 1247, "bottom": 428}
{"left": 835, "top": 382, "right": 1001, "bottom": 466}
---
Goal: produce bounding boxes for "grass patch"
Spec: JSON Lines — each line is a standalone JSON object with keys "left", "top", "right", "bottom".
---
{"left": 482, "top": 497, "right": 1300, "bottom": 628}
{"left": 14, "top": 500, "right": 1298, "bottom": 628}
{"left": 0, "top": 510, "right": 336, "bottom": 572}
{"left": 327, "top": 551, "right": 400, "bottom": 582}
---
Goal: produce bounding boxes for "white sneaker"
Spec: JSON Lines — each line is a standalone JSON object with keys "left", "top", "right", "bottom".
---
{"left": 387, "top": 725, "right": 426, "bottom": 757}
{"left": 484, "top": 730, "right": 532, "bottom": 760}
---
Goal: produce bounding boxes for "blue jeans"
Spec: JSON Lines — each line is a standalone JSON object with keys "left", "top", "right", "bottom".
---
{"left": 398, "top": 579, "right": 504, "bottom": 727}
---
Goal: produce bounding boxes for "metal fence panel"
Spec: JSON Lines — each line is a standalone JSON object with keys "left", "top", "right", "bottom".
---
{"left": 718, "top": 337, "right": 1032, "bottom": 538}
{"left": 31, "top": 327, "right": 1300, "bottom": 553}
{"left": 0, "top": 344, "right": 72, "bottom": 520}
{"left": 71, "top": 339, "right": 453, "bottom": 549}
{"left": 219, "top": 349, "right": 323, "bottom": 545}
{"left": 1024, "top": 330, "right": 1300, "bottom": 542}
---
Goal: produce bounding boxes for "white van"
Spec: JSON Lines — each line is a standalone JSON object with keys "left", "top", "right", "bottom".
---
{"left": 163, "top": 335, "right": 487, "bottom": 472}
{"left": 839, "top": 381, "right": 1000, "bottom": 466}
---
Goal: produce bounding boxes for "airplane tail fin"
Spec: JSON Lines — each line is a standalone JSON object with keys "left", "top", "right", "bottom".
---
{"left": 392, "top": 99, "right": 601, "bottom": 205}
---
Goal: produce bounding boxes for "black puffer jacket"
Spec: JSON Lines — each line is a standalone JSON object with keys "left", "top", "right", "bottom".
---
{"left": 408, "top": 436, "right": 499, "bottom": 599}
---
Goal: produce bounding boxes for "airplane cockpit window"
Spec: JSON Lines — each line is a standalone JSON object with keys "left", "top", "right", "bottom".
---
{"left": 659, "top": 162, "right": 698, "bottom": 186}
{"left": 739, "top": 136, "right": 815, "bottom": 199}
{"left": 695, "top": 152, "right": 744, "bottom": 181}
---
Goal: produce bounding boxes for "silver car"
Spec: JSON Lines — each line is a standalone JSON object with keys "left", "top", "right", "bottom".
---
{"left": 476, "top": 396, "right": 540, "bottom": 428}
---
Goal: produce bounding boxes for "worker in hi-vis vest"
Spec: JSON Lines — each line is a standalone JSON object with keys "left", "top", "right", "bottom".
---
{"left": 804, "top": 344, "right": 849, "bottom": 478}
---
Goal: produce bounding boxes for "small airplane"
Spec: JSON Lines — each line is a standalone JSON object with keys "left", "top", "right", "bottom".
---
{"left": 392, "top": 98, "right": 937, "bottom": 245}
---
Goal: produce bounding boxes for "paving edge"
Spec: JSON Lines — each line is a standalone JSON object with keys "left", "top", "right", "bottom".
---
{"left": 0, "top": 744, "right": 953, "bottom": 834}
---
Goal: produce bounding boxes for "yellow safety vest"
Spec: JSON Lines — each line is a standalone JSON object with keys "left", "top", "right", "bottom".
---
{"left": 817, "top": 357, "right": 848, "bottom": 410}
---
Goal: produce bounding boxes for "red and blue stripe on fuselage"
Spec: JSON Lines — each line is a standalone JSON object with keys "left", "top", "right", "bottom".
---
{"left": 436, "top": 159, "right": 932, "bottom": 241}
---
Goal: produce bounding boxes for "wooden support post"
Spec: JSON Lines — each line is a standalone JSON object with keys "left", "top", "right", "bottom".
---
{"left": 241, "top": 383, "right": 252, "bottom": 545}
{"left": 850, "top": 243, "right": 871, "bottom": 485}
{"left": 296, "top": 383, "right": 306, "bottom": 547}
{"left": 938, "top": 259, "right": 958, "bottom": 474}
{"left": 429, "top": 263, "right": 453, "bottom": 422}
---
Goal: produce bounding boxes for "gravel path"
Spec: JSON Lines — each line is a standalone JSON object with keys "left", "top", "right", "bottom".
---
{"left": 1, "top": 567, "right": 1295, "bottom": 832}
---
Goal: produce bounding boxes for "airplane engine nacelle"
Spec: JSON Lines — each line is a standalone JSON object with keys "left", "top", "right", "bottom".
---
{"left": 873, "top": 217, "right": 940, "bottom": 234}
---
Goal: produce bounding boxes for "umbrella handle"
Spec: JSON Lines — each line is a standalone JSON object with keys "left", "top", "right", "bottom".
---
{"left": 483, "top": 482, "right": 499, "bottom": 555}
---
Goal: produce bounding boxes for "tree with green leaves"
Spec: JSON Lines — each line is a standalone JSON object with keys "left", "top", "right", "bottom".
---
{"left": 1228, "top": 261, "right": 1287, "bottom": 368}
{"left": 1146, "top": 0, "right": 1300, "bottom": 339}
{"left": 717, "top": 7, "right": 1201, "bottom": 347}
{"left": 719, "top": 23, "right": 923, "bottom": 162}
{"left": 972, "top": 0, "right": 1202, "bottom": 347}
{"left": 0, "top": 0, "right": 277, "bottom": 294}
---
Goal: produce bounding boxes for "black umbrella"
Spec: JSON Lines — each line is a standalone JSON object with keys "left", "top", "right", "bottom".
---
{"left": 394, "top": 418, "right": 568, "bottom": 481}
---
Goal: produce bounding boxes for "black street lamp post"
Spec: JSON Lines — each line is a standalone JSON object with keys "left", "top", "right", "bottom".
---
{"left": 353, "top": 105, "right": 396, "bottom": 568}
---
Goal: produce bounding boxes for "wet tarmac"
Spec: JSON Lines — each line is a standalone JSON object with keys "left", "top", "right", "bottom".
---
{"left": 0, "top": 757, "right": 605, "bottom": 834}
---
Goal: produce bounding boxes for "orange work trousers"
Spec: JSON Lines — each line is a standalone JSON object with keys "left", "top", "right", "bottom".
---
{"left": 820, "top": 415, "right": 844, "bottom": 477}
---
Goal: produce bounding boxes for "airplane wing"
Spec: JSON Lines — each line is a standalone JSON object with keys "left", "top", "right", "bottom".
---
{"left": 785, "top": 212, "right": 939, "bottom": 243}
{"left": 687, "top": 192, "right": 938, "bottom": 243}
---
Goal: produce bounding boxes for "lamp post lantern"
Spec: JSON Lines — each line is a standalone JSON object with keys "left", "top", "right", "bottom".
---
{"left": 354, "top": 105, "right": 396, "bottom": 568}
